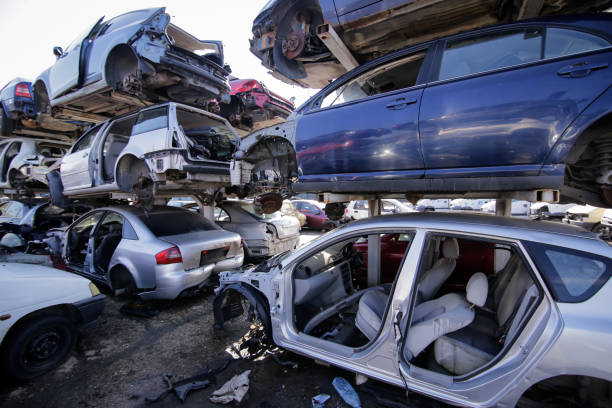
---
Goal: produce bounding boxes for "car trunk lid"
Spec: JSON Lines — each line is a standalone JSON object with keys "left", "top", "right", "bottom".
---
{"left": 158, "top": 229, "right": 240, "bottom": 270}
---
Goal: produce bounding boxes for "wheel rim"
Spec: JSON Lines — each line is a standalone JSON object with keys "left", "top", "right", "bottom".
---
{"left": 24, "top": 329, "right": 64, "bottom": 366}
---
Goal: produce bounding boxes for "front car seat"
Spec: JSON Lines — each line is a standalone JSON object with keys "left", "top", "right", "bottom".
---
{"left": 405, "top": 272, "right": 488, "bottom": 360}
{"left": 417, "top": 238, "right": 460, "bottom": 301}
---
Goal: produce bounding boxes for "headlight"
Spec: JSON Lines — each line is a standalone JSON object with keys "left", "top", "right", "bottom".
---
{"left": 89, "top": 282, "right": 101, "bottom": 296}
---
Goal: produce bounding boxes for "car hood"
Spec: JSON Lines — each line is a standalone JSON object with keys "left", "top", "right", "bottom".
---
{"left": 0, "top": 263, "right": 92, "bottom": 312}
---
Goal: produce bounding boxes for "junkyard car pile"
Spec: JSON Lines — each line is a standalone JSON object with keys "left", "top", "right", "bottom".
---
{"left": 1, "top": 2, "right": 612, "bottom": 407}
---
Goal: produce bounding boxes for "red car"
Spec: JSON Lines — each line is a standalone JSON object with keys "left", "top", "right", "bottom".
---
{"left": 291, "top": 199, "right": 338, "bottom": 231}
{"left": 219, "top": 77, "right": 294, "bottom": 134}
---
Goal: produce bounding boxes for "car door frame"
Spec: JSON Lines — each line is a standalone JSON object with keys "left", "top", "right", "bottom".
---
{"left": 272, "top": 226, "right": 425, "bottom": 386}
{"left": 63, "top": 210, "right": 107, "bottom": 278}
{"left": 395, "top": 229, "right": 563, "bottom": 406}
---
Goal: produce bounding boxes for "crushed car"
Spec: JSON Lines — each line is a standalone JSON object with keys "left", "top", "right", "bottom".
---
{"left": 219, "top": 77, "right": 294, "bottom": 134}
{"left": 0, "top": 138, "right": 68, "bottom": 189}
{"left": 215, "top": 212, "right": 612, "bottom": 407}
{"left": 34, "top": 8, "right": 230, "bottom": 125}
{"left": 0, "top": 262, "right": 105, "bottom": 379}
{"left": 249, "top": 0, "right": 609, "bottom": 88}
{"left": 234, "top": 14, "right": 612, "bottom": 214}
{"left": 47, "top": 102, "right": 239, "bottom": 205}
{"left": 0, "top": 78, "right": 84, "bottom": 140}
{"left": 45, "top": 205, "right": 243, "bottom": 300}
{"left": 213, "top": 199, "right": 300, "bottom": 259}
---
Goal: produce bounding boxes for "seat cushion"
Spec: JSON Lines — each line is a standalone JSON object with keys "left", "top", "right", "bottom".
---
{"left": 355, "top": 289, "right": 388, "bottom": 340}
{"left": 434, "top": 335, "right": 495, "bottom": 375}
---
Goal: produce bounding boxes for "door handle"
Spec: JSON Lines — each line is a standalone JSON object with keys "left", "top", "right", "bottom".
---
{"left": 385, "top": 97, "right": 417, "bottom": 110}
{"left": 82, "top": 152, "right": 88, "bottom": 158}
{"left": 557, "top": 61, "right": 608, "bottom": 78}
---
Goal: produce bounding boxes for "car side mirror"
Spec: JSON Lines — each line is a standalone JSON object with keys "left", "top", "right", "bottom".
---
{"left": 53, "top": 46, "right": 63, "bottom": 58}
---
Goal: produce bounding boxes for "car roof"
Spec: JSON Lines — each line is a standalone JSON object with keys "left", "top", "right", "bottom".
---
{"left": 348, "top": 212, "right": 604, "bottom": 242}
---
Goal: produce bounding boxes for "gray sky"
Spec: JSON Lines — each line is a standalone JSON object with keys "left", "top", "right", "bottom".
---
{"left": 0, "top": 0, "right": 318, "bottom": 106}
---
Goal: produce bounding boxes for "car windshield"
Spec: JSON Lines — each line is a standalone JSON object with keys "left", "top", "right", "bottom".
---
{"left": 65, "top": 18, "right": 102, "bottom": 51}
{"left": 139, "top": 211, "right": 216, "bottom": 236}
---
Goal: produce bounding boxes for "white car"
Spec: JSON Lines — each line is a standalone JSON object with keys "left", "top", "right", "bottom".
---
{"left": 416, "top": 199, "right": 450, "bottom": 211}
{"left": 563, "top": 205, "right": 607, "bottom": 234}
{"left": 346, "top": 199, "right": 415, "bottom": 220}
{"left": 0, "top": 263, "right": 105, "bottom": 379}
{"left": 530, "top": 202, "right": 577, "bottom": 219}
{"left": 481, "top": 200, "right": 531, "bottom": 216}
{"left": 0, "top": 138, "right": 67, "bottom": 189}
{"left": 449, "top": 198, "right": 492, "bottom": 211}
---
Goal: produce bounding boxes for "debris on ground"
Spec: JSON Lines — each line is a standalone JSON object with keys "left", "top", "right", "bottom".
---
{"left": 312, "top": 393, "right": 331, "bottom": 407}
{"left": 120, "top": 301, "right": 161, "bottom": 318}
{"left": 145, "top": 360, "right": 232, "bottom": 403}
{"left": 333, "top": 377, "right": 361, "bottom": 408}
{"left": 209, "top": 369, "right": 251, "bottom": 404}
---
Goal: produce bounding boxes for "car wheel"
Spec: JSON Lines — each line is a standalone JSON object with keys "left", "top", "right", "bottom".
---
{"left": 0, "top": 107, "right": 15, "bottom": 137}
{"left": 8, "top": 168, "right": 26, "bottom": 189}
{"left": 1, "top": 313, "right": 76, "bottom": 380}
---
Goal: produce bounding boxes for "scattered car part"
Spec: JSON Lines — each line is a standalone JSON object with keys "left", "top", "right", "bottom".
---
{"left": 333, "top": 377, "right": 361, "bottom": 408}
{"left": 312, "top": 393, "right": 331, "bottom": 408}
{"left": 209, "top": 369, "right": 251, "bottom": 404}
{"left": 0, "top": 263, "right": 105, "bottom": 379}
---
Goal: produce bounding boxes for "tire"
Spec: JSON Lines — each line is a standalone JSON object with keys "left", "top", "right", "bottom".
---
{"left": 0, "top": 107, "right": 15, "bottom": 137}
{"left": 8, "top": 168, "right": 26, "bottom": 189}
{"left": 1, "top": 313, "right": 76, "bottom": 380}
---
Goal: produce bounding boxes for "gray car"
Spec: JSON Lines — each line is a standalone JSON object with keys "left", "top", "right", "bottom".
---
{"left": 33, "top": 8, "right": 230, "bottom": 125}
{"left": 0, "top": 138, "right": 67, "bottom": 189}
{"left": 48, "top": 205, "right": 243, "bottom": 300}
{"left": 215, "top": 212, "right": 612, "bottom": 406}
{"left": 214, "top": 200, "right": 300, "bottom": 259}
{"left": 48, "top": 102, "right": 238, "bottom": 203}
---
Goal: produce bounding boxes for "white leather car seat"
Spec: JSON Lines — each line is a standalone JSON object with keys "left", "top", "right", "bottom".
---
{"left": 355, "top": 287, "right": 389, "bottom": 340}
{"left": 404, "top": 272, "right": 488, "bottom": 360}
{"left": 434, "top": 261, "right": 538, "bottom": 375}
{"left": 417, "top": 238, "right": 460, "bottom": 301}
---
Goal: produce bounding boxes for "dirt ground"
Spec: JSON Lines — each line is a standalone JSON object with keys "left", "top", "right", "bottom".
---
{"left": 0, "top": 289, "right": 448, "bottom": 408}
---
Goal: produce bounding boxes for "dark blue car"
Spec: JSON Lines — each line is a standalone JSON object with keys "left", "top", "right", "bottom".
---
{"left": 237, "top": 14, "right": 612, "bottom": 210}
{"left": 0, "top": 78, "right": 83, "bottom": 139}
{"left": 0, "top": 79, "right": 36, "bottom": 137}
{"left": 249, "top": 0, "right": 609, "bottom": 88}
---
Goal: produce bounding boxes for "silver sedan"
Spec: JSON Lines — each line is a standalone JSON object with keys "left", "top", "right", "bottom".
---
{"left": 215, "top": 212, "right": 612, "bottom": 407}
{"left": 48, "top": 205, "right": 243, "bottom": 300}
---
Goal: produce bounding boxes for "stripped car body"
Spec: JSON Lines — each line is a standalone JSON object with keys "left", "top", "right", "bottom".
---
{"left": 220, "top": 77, "right": 294, "bottom": 135}
{"left": 34, "top": 8, "right": 230, "bottom": 126}
{"left": 250, "top": 0, "right": 612, "bottom": 88}
{"left": 0, "top": 138, "right": 68, "bottom": 189}
{"left": 47, "top": 206, "right": 243, "bottom": 300}
{"left": 234, "top": 14, "right": 612, "bottom": 210}
{"left": 214, "top": 200, "right": 300, "bottom": 259}
{"left": 48, "top": 102, "right": 239, "bottom": 203}
{"left": 215, "top": 213, "right": 612, "bottom": 407}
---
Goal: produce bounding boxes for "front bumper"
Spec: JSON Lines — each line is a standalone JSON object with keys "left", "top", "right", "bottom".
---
{"left": 73, "top": 294, "right": 106, "bottom": 329}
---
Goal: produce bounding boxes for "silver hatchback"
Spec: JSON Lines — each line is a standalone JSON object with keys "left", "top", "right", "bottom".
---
{"left": 215, "top": 212, "right": 612, "bottom": 406}
{"left": 49, "top": 205, "right": 243, "bottom": 300}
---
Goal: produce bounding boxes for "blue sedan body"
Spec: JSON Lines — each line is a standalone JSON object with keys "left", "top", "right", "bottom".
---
{"left": 0, "top": 79, "right": 36, "bottom": 121}
{"left": 238, "top": 14, "right": 612, "bottom": 207}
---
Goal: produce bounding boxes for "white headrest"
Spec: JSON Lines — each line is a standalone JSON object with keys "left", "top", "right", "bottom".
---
{"left": 443, "top": 238, "right": 459, "bottom": 259}
{"left": 466, "top": 272, "right": 488, "bottom": 307}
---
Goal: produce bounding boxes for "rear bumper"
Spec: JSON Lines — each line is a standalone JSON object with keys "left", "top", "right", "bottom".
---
{"left": 73, "top": 294, "right": 106, "bottom": 329}
{"left": 141, "top": 264, "right": 215, "bottom": 300}
{"left": 212, "top": 253, "right": 244, "bottom": 272}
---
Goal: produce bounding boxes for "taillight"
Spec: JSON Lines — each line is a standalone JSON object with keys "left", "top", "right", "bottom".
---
{"left": 155, "top": 246, "right": 182, "bottom": 264}
{"left": 240, "top": 239, "right": 244, "bottom": 248}
{"left": 15, "top": 83, "right": 31, "bottom": 98}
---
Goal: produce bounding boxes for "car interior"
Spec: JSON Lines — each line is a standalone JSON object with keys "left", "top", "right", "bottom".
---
{"left": 176, "top": 108, "right": 236, "bottom": 162}
{"left": 66, "top": 211, "right": 125, "bottom": 274}
{"left": 291, "top": 232, "right": 541, "bottom": 377}
{"left": 102, "top": 116, "right": 138, "bottom": 181}
{"left": 292, "top": 233, "right": 410, "bottom": 348}
{"left": 403, "top": 235, "right": 541, "bottom": 377}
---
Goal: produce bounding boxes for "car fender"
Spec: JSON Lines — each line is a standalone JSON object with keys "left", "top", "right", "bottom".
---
{"left": 107, "top": 256, "right": 145, "bottom": 290}
{"left": 544, "top": 84, "right": 612, "bottom": 166}
{"left": 213, "top": 282, "right": 272, "bottom": 339}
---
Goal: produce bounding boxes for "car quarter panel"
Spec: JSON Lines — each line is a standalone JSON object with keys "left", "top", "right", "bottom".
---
{"left": 420, "top": 29, "right": 612, "bottom": 177}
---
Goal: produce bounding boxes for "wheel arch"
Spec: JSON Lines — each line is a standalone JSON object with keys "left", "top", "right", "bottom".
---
{"left": 33, "top": 79, "right": 50, "bottom": 113}
{"left": 108, "top": 263, "right": 139, "bottom": 291}
{"left": 516, "top": 374, "right": 612, "bottom": 407}
{"left": 114, "top": 153, "right": 148, "bottom": 192}
{"left": 213, "top": 283, "right": 272, "bottom": 340}
{"left": 242, "top": 135, "right": 299, "bottom": 180}
{"left": 104, "top": 44, "right": 139, "bottom": 89}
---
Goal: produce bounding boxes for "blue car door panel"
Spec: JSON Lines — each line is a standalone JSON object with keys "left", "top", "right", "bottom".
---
{"left": 420, "top": 26, "right": 612, "bottom": 178}
{"left": 296, "top": 48, "right": 429, "bottom": 182}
